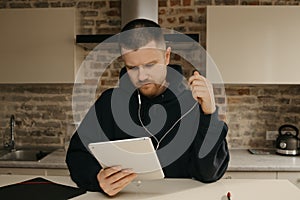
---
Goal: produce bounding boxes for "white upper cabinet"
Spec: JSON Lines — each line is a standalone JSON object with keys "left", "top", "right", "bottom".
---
{"left": 207, "top": 6, "right": 300, "bottom": 84}
{"left": 0, "top": 8, "right": 75, "bottom": 83}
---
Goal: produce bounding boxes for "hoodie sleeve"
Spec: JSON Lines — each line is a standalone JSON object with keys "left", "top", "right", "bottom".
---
{"left": 188, "top": 107, "right": 230, "bottom": 182}
{"left": 65, "top": 90, "right": 115, "bottom": 193}
{"left": 66, "top": 132, "right": 104, "bottom": 192}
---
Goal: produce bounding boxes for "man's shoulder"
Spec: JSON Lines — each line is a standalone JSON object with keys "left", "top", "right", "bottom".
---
{"left": 94, "top": 88, "right": 114, "bottom": 106}
{"left": 95, "top": 87, "right": 126, "bottom": 104}
{"left": 99, "top": 88, "right": 114, "bottom": 97}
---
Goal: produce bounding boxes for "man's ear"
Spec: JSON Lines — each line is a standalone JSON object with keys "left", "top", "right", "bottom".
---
{"left": 165, "top": 47, "right": 171, "bottom": 65}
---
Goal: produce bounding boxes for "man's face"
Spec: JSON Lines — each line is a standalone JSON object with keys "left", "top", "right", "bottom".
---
{"left": 122, "top": 41, "right": 171, "bottom": 98}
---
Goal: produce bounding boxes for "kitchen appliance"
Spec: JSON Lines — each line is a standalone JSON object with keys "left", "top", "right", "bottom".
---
{"left": 276, "top": 124, "right": 300, "bottom": 155}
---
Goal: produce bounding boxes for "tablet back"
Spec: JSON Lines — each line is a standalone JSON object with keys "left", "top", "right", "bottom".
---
{"left": 88, "top": 137, "right": 164, "bottom": 180}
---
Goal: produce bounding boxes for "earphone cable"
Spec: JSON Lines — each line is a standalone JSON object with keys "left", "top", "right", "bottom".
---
{"left": 137, "top": 92, "right": 198, "bottom": 150}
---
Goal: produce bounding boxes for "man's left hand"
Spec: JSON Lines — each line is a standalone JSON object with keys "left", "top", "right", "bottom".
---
{"left": 188, "top": 71, "right": 216, "bottom": 114}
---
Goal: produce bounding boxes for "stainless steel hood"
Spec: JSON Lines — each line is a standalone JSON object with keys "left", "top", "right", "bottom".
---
{"left": 76, "top": 0, "right": 158, "bottom": 44}
{"left": 121, "top": 0, "right": 158, "bottom": 27}
{"left": 76, "top": 0, "right": 198, "bottom": 45}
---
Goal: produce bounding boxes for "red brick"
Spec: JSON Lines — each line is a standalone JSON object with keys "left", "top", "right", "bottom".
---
{"left": 227, "top": 97, "right": 256, "bottom": 104}
{"left": 194, "top": 0, "right": 210, "bottom": 5}
{"left": 170, "top": 0, "right": 181, "bottom": 6}
{"left": 106, "top": 9, "right": 120, "bottom": 17}
{"left": 216, "top": 97, "right": 226, "bottom": 104}
{"left": 158, "top": 18, "right": 163, "bottom": 24}
{"left": 189, "top": 26, "right": 201, "bottom": 32}
{"left": 159, "top": 8, "right": 166, "bottom": 15}
{"left": 94, "top": 1, "right": 106, "bottom": 9}
{"left": 167, "top": 17, "right": 176, "bottom": 23}
{"left": 226, "top": 88, "right": 250, "bottom": 96}
{"left": 34, "top": 2, "right": 49, "bottom": 8}
{"left": 96, "top": 27, "right": 121, "bottom": 34}
{"left": 0, "top": 2, "right": 7, "bottom": 8}
{"left": 179, "top": 16, "right": 185, "bottom": 24}
{"left": 77, "top": 1, "right": 93, "bottom": 8}
{"left": 62, "top": 1, "right": 76, "bottom": 7}
{"left": 85, "top": 79, "right": 99, "bottom": 85}
{"left": 174, "top": 26, "right": 186, "bottom": 32}
{"left": 80, "top": 10, "right": 98, "bottom": 17}
{"left": 183, "top": 0, "right": 192, "bottom": 6}
{"left": 197, "top": 7, "right": 206, "bottom": 14}
{"left": 110, "top": 69, "right": 121, "bottom": 77}
{"left": 101, "top": 79, "right": 118, "bottom": 86}
{"left": 240, "top": 0, "right": 259, "bottom": 5}
{"left": 159, "top": 0, "right": 168, "bottom": 7}
{"left": 50, "top": 2, "right": 61, "bottom": 7}
{"left": 178, "top": 8, "right": 194, "bottom": 14}
{"left": 109, "top": 0, "right": 120, "bottom": 8}
{"left": 9, "top": 3, "right": 31, "bottom": 8}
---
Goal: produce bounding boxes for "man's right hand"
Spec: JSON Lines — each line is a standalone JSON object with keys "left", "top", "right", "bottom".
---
{"left": 97, "top": 166, "right": 137, "bottom": 196}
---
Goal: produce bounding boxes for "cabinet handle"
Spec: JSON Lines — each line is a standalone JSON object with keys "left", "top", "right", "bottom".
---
{"left": 224, "top": 176, "right": 232, "bottom": 179}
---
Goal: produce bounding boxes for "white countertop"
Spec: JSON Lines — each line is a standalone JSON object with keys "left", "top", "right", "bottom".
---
{"left": 228, "top": 149, "right": 300, "bottom": 171}
{"left": 1, "top": 149, "right": 300, "bottom": 172}
{"left": 1, "top": 175, "right": 300, "bottom": 199}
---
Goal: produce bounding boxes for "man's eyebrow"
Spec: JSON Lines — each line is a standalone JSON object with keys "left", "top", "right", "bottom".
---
{"left": 125, "top": 65, "right": 136, "bottom": 68}
{"left": 143, "top": 59, "right": 161, "bottom": 65}
{"left": 126, "top": 60, "right": 159, "bottom": 68}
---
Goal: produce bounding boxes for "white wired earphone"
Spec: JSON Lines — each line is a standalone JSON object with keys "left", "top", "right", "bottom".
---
{"left": 137, "top": 91, "right": 198, "bottom": 150}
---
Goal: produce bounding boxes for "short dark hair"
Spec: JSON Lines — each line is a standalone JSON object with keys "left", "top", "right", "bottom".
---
{"left": 119, "top": 18, "right": 166, "bottom": 52}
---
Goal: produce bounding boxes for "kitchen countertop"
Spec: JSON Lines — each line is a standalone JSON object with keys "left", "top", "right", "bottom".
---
{"left": 1, "top": 175, "right": 300, "bottom": 199}
{"left": 0, "top": 149, "right": 67, "bottom": 169}
{"left": 228, "top": 149, "right": 300, "bottom": 171}
{"left": 1, "top": 149, "right": 300, "bottom": 171}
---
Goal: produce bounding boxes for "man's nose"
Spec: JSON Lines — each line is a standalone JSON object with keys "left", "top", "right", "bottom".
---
{"left": 138, "top": 67, "right": 148, "bottom": 81}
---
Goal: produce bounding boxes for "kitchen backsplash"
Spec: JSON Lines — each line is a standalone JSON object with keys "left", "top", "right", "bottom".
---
{"left": 1, "top": 84, "right": 299, "bottom": 149}
{"left": 1, "top": 0, "right": 300, "bottom": 149}
{"left": 0, "top": 84, "right": 73, "bottom": 149}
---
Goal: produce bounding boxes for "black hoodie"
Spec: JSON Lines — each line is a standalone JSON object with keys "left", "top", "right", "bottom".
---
{"left": 66, "top": 65, "right": 229, "bottom": 192}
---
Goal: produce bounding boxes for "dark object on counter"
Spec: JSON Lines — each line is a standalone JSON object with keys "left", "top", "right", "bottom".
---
{"left": 0, "top": 177, "right": 86, "bottom": 200}
{"left": 248, "top": 148, "right": 276, "bottom": 155}
{"left": 276, "top": 124, "right": 300, "bottom": 156}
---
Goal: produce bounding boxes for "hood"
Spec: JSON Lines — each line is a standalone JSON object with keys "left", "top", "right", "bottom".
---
{"left": 76, "top": 0, "right": 199, "bottom": 45}
{"left": 76, "top": 0, "right": 158, "bottom": 44}
{"left": 121, "top": 0, "right": 158, "bottom": 28}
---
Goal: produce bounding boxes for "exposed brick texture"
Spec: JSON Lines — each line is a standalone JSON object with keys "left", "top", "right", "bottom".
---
{"left": 1, "top": 0, "right": 300, "bottom": 149}
{"left": 0, "top": 84, "right": 73, "bottom": 149}
{"left": 225, "top": 85, "right": 300, "bottom": 148}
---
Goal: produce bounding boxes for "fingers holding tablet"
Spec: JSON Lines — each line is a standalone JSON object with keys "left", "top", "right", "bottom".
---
{"left": 97, "top": 166, "right": 137, "bottom": 196}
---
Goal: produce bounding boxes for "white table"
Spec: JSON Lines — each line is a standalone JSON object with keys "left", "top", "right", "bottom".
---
{"left": 1, "top": 175, "right": 300, "bottom": 199}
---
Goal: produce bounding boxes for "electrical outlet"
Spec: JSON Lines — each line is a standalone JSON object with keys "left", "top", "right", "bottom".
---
{"left": 266, "top": 131, "right": 278, "bottom": 141}
{"left": 266, "top": 130, "right": 297, "bottom": 140}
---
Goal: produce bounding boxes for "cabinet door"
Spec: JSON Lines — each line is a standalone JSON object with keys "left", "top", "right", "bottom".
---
{"left": 207, "top": 6, "right": 300, "bottom": 84}
{"left": 277, "top": 172, "right": 300, "bottom": 189}
{"left": 0, "top": 8, "right": 75, "bottom": 83}
{"left": 223, "top": 171, "right": 276, "bottom": 179}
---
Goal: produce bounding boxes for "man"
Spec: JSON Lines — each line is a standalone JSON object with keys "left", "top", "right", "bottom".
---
{"left": 66, "top": 19, "right": 229, "bottom": 196}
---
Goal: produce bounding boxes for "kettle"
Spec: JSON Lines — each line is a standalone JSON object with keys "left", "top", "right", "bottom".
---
{"left": 276, "top": 124, "right": 300, "bottom": 156}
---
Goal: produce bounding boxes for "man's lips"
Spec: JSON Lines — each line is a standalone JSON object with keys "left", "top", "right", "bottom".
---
{"left": 137, "top": 82, "right": 153, "bottom": 87}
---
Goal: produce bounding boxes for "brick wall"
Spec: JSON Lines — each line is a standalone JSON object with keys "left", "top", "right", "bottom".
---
{"left": 226, "top": 85, "right": 300, "bottom": 148}
{"left": 0, "top": 0, "right": 300, "bottom": 149}
{"left": 0, "top": 84, "right": 73, "bottom": 149}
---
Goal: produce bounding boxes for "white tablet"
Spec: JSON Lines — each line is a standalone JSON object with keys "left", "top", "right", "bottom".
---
{"left": 88, "top": 137, "right": 164, "bottom": 180}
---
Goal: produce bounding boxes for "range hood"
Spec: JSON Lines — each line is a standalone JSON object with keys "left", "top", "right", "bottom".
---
{"left": 121, "top": 0, "right": 158, "bottom": 28}
{"left": 76, "top": 0, "right": 199, "bottom": 45}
